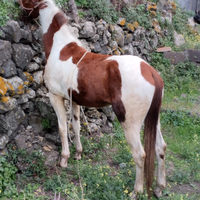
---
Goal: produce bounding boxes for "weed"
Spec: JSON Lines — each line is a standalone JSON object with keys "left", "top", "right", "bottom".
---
{"left": 122, "top": 4, "right": 152, "bottom": 29}
{"left": 75, "top": 0, "right": 88, "bottom": 7}
{"left": 42, "top": 118, "right": 51, "bottom": 129}
{"left": 150, "top": 53, "right": 200, "bottom": 93}
{"left": 0, "top": 156, "right": 18, "bottom": 198}
{"left": 78, "top": 10, "right": 87, "bottom": 18}
{"left": 0, "top": 0, "right": 20, "bottom": 26}
{"left": 6, "top": 146, "right": 47, "bottom": 178}
{"left": 86, "top": 0, "right": 119, "bottom": 24}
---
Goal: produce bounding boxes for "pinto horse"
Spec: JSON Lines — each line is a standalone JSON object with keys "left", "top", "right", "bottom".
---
{"left": 19, "top": 0, "right": 167, "bottom": 198}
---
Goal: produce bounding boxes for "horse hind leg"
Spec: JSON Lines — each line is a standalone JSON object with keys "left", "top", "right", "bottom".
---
{"left": 49, "top": 93, "right": 70, "bottom": 168}
{"left": 72, "top": 102, "right": 82, "bottom": 160}
{"left": 121, "top": 121, "right": 146, "bottom": 199}
{"left": 154, "top": 119, "right": 167, "bottom": 197}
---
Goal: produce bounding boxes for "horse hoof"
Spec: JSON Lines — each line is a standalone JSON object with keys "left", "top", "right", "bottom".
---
{"left": 60, "top": 158, "right": 68, "bottom": 168}
{"left": 154, "top": 186, "right": 162, "bottom": 198}
{"left": 75, "top": 152, "right": 81, "bottom": 160}
{"left": 131, "top": 192, "right": 137, "bottom": 200}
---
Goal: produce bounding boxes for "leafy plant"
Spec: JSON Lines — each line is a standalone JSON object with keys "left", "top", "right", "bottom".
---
{"left": 86, "top": 0, "right": 119, "bottom": 24}
{"left": 0, "top": 156, "right": 18, "bottom": 198}
{"left": 122, "top": 4, "right": 152, "bottom": 29}
{"left": 54, "top": 0, "right": 68, "bottom": 8}
{"left": 75, "top": 0, "right": 88, "bottom": 7}
{"left": 150, "top": 52, "right": 200, "bottom": 93}
{"left": 6, "top": 146, "right": 47, "bottom": 178}
{"left": 0, "top": 0, "right": 20, "bottom": 26}
{"left": 42, "top": 118, "right": 51, "bottom": 129}
{"left": 78, "top": 10, "right": 87, "bottom": 19}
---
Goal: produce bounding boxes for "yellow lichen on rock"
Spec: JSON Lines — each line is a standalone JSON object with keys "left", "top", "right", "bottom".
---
{"left": 0, "top": 77, "right": 14, "bottom": 97}
{"left": 17, "top": 84, "right": 25, "bottom": 95}
{"left": 147, "top": 3, "right": 157, "bottom": 11}
{"left": 127, "top": 22, "right": 139, "bottom": 32}
{"left": 150, "top": 11, "right": 156, "bottom": 17}
{"left": 171, "top": 2, "right": 176, "bottom": 10}
{"left": 120, "top": 19, "right": 126, "bottom": 26}
{"left": 133, "top": 22, "right": 139, "bottom": 28}
{"left": 127, "top": 23, "right": 135, "bottom": 32}
{"left": 152, "top": 20, "right": 161, "bottom": 33}
{"left": 0, "top": 77, "right": 8, "bottom": 96}
{"left": 24, "top": 72, "right": 33, "bottom": 85}
{"left": 1, "top": 96, "right": 9, "bottom": 103}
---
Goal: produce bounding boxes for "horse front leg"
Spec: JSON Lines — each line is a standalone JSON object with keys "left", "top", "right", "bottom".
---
{"left": 72, "top": 102, "right": 82, "bottom": 160}
{"left": 49, "top": 93, "right": 70, "bottom": 168}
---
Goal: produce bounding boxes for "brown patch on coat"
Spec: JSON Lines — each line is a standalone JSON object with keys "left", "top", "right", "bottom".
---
{"left": 18, "top": 0, "right": 47, "bottom": 19}
{"left": 140, "top": 61, "right": 164, "bottom": 87}
{"left": 60, "top": 43, "right": 126, "bottom": 122}
{"left": 43, "top": 12, "right": 68, "bottom": 61}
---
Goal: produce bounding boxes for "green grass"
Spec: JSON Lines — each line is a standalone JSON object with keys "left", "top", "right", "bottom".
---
{"left": 1, "top": 111, "right": 200, "bottom": 200}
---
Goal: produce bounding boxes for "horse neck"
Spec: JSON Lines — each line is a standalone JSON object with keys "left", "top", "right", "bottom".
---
{"left": 39, "top": 1, "right": 61, "bottom": 34}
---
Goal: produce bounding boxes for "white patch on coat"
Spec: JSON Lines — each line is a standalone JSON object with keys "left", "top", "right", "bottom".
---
{"left": 39, "top": 0, "right": 61, "bottom": 33}
{"left": 107, "top": 55, "right": 155, "bottom": 124}
{"left": 43, "top": 18, "right": 84, "bottom": 99}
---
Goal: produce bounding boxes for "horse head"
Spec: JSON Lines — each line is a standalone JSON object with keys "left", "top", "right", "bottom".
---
{"left": 18, "top": 0, "right": 47, "bottom": 19}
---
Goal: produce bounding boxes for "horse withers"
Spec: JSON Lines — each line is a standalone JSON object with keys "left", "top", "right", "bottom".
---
{"left": 18, "top": 0, "right": 167, "bottom": 198}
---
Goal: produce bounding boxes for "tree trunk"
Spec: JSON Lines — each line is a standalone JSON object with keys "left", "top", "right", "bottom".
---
{"left": 69, "top": 0, "right": 79, "bottom": 23}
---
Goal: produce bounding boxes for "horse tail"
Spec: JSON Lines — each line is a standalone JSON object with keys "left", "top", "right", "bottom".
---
{"left": 144, "top": 69, "right": 164, "bottom": 197}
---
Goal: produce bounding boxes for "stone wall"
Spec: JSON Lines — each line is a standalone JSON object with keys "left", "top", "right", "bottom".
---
{"left": 0, "top": 0, "right": 192, "bottom": 157}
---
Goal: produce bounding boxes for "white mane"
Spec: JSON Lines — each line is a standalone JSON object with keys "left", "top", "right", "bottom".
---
{"left": 39, "top": 0, "right": 60, "bottom": 33}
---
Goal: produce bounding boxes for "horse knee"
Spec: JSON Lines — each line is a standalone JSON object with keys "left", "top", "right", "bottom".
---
{"left": 133, "top": 151, "right": 146, "bottom": 168}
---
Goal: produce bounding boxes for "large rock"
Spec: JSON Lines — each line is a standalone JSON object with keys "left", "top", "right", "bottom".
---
{"left": 164, "top": 52, "right": 186, "bottom": 64}
{"left": 0, "top": 96, "right": 18, "bottom": 114}
{"left": 121, "top": 43, "right": 134, "bottom": 55}
{"left": 174, "top": 31, "right": 185, "bottom": 47}
{"left": 45, "top": 150, "right": 59, "bottom": 165}
{"left": 111, "top": 25, "right": 124, "bottom": 47}
{"left": 0, "top": 29, "right": 6, "bottom": 40}
{"left": 33, "top": 71, "right": 43, "bottom": 85}
{"left": 0, "top": 133, "right": 9, "bottom": 149}
{"left": 35, "top": 97, "right": 57, "bottom": 126}
{"left": 124, "top": 33, "right": 133, "bottom": 45}
{"left": 98, "top": 106, "right": 115, "bottom": 122}
{"left": 0, "top": 60, "right": 17, "bottom": 78}
{"left": 91, "top": 42, "right": 101, "bottom": 53}
{"left": 24, "top": 62, "right": 40, "bottom": 72}
{"left": 15, "top": 135, "right": 27, "bottom": 149}
{"left": 67, "top": 25, "right": 79, "bottom": 38}
{"left": 17, "top": 94, "right": 29, "bottom": 104}
{"left": 28, "top": 114, "right": 43, "bottom": 134}
{"left": 12, "top": 43, "right": 34, "bottom": 70}
{"left": 20, "top": 25, "right": 32, "bottom": 43}
{"left": 22, "top": 101, "right": 35, "bottom": 113}
{"left": 133, "top": 27, "right": 145, "bottom": 41}
{"left": 0, "top": 40, "right": 12, "bottom": 67}
{"left": 0, "top": 76, "right": 15, "bottom": 97}
{"left": 97, "top": 24, "right": 107, "bottom": 36}
{"left": 80, "top": 21, "right": 97, "bottom": 38}
{"left": 32, "top": 26, "right": 44, "bottom": 51}
{"left": 185, "top": 49, "right": 200, "bottom": 63}
{"left": 2, "top": 20, "right": 22, "bottom": 43}
{"left": 0, "top": 106, "right": 26, "bottom": 136}
{"left": 80, "top": 39, "right": 91, "bottom": 52}
{"left": 7, "top": 76, "right": 25, "bottom": 96}
{"left": 26, "top": 88, "right": 36, "bottom": 99}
